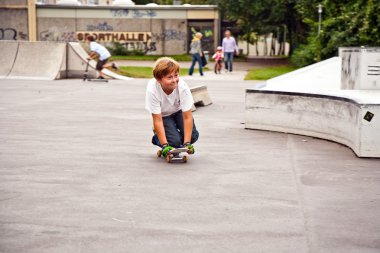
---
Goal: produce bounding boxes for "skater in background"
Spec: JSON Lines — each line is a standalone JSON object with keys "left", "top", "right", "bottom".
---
{"left": 85, "top": 35, "right": 118, "bottom": 79}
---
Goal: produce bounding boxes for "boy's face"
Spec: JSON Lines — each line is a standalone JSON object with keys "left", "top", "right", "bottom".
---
{"left": 159, "top": 71, "right": 179, "bottom": 91}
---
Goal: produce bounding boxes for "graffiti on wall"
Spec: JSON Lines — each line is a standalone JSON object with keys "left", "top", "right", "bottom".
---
{"left": 122, "top": 42, "right": 157, "bottom": 53}
{"left": 110, "top": 9, "right": 156, "bottom": 18}
{"left": 40, "top": 27, "right": 75, "bottom": 42}
{"left": 0, "top": 28, "right": 27, "bottom": 40}
{"left": 153, "top": 29, "right": 186, "bottom": 42}
{"left": 87, "top": 22, "right": 113, "bottom": 31}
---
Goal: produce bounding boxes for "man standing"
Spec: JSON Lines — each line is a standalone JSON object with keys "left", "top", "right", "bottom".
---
{"left": 222, "top": 30, "right": 239, "bottom": 73}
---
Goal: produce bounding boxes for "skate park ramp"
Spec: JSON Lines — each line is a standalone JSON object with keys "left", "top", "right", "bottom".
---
{"left": 0, "top": 41, "right": 132, "bottom": 81}
{"left": 0, "top": 41, "right": 67, "bottom": 80}
{"left": 0, "top": 41, "right": 19, "bottom": 78}
{"left": 246, "top": 56, "right": 380, "bottom": 158}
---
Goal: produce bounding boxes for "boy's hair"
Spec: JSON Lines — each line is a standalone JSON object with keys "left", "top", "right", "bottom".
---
{"left": 86, "top": 35, "right": 95, "bottom": 41}
{"left": 153, "top": 57, "right": 180, "bottom": 80}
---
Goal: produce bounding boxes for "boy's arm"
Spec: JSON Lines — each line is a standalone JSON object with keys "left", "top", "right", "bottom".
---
{"left": 88, "top": 51, "right": 98, "bottom": 59}
{"left": 182, "top": 109, "right": 193, "bottom": 144}
{"left": 152, "top": 113, "right": 168, "bottom": 146}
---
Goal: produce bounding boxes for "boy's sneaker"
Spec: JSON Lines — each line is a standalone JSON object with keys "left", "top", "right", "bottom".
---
{"left": 112, "top": 62, "right": 119, "bottom": 70}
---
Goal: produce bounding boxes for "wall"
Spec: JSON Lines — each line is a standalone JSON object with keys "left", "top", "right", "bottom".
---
{"left": 0, "top": 3, "right": 218, "bottom": 55}
{"left": 0, "top": 4, "right": 29, "bottom": 41}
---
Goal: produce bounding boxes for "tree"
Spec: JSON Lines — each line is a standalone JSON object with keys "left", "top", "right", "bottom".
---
{"left": 291, "top": 0, "right": 380, "bottom": 67}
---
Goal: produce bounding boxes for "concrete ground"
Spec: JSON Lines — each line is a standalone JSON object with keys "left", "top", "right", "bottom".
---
{"left": 0, "top": 66, "right": 380, "bottom": 253}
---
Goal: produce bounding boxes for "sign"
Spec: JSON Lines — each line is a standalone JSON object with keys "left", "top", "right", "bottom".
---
{"left": 76, "top": 31, "right": 152, "bottom": 43}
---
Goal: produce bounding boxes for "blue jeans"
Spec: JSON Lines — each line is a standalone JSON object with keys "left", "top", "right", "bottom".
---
{"left": 224, "top": 52, "right": 234, "bottom": 72}
{"left": 189, "top": 53, "right": 203, "bottom": 76}
{"left": 152, "top": 110, "right": 199, "bottom": 148}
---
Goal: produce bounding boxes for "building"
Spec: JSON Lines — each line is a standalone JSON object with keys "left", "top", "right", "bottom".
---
{"left": 0, "top": 0, "right": 220, "bottom": 55}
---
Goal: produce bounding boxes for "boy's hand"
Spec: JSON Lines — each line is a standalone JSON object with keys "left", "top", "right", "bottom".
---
{"left": 162, "top": 144, "right": 174, "bottom": 158}
{"left": 183, "top": 142, "right": 195, "bottom": 154}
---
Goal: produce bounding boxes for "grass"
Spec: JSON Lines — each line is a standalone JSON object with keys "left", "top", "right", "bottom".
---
{"left": 119, "top": 66, "right": 206, "bottom": 78}
{"left": 112, "top": 54, "right": 249, "bottom": 62}
{"left": 111, "top": 54, "right": 192, "bottom": 62}
{"left": 244, "top": 65, "right": 298, "bottom": 80}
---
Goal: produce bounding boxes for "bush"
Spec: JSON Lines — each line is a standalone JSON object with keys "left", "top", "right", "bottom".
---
{"left": 290, "top": 36, "right": 321, "bottom": 68}
{"left": 106, "top": 42, "right": 145, "bottom": 56}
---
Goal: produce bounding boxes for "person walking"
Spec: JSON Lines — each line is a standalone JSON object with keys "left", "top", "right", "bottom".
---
{"left": 222, "top": 30, "right": 239, "bottom": 73}
{"left": 188, "top": 32, "right": 204, "bottom": 76}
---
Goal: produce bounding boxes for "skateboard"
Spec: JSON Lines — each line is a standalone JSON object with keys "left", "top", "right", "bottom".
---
{"left": 83, "top": 59, "right": 109, "bottom": 82}
{"left": 157, "top": 147, "right": 191, "bottom": 163}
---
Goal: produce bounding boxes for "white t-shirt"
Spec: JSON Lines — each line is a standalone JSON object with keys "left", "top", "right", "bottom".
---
{"left": 90, "top": 41, "right": 111, "bottom": 61}
{"left": 145, "top": 78, "right": 194, "bottom": 117}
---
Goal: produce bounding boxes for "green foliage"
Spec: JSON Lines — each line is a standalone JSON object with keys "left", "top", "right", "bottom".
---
{"left": 119, "top": 66, "right": 206, "bottom": 79}
{"left": 106, "top": 42, "right": 144, "bottom": 56}
{"left": 111, "top": 54, "right": 192, "bottom": 61}
{"left": 245, "top": 65, "right": 298, "bottom": 80}
{"left": 292, "top": 0, "right": 380, "bottom": 67}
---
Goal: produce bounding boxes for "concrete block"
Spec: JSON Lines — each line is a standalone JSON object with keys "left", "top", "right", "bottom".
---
{"left": 190, "top": 85, "right": 212, "bottom": 107}
{"left": 340, "top": 47, "right": 380, "bottom": 90}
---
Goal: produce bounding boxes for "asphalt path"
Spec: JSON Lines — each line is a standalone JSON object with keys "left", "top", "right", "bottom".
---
{"left": 0, "top": 69, "right": 379, "bottom": 253}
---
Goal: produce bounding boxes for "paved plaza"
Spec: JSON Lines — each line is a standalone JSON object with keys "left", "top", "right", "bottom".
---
{"left": 0, "top": 68, "right": 380, "bottom": 253}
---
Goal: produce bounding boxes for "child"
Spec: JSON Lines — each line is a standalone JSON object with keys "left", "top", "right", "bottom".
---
{"left": 145, "top": 57, "right": 199, "bottom": 158}
{"left": 85, "top": 35, "right": 118, "bottom": 79}
{"left": 212, "top": 46, "right": 224, "bottom": 74}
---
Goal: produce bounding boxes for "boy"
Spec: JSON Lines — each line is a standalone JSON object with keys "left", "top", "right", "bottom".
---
{"left": 85, "top": 35, "right": 117, "bottom": 79}
{"left": 145, "top": 57, "right": 199, "bottom": 158}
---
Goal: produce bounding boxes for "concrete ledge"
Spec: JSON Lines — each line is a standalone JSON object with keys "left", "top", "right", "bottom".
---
{"left": 245, "top": 89, "right": 380, "bottom": 158}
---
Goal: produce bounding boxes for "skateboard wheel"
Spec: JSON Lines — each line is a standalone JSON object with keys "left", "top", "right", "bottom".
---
{"left": 182, "top": 156, "right": 188, "bottom": 163}
{"left": 166, "top": 155, "right": 171, "bottom": 163}
{"left": 157, "top": 150, "right": 162, "bottom": 157}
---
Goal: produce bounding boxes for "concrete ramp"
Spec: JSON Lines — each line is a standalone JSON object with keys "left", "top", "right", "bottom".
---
{"left": 0, "top": 41, "right": 132, "bottom": 81}
{"left": 3, "top": 41, "right": 67, "bottom": 80}
{"left": 66, "top": 42, "right": 97, "bottom": 79}
{"left": 0, "top": 41, "right": 19, "bottom": 79}
{"left": 263, "top": 57, "right": 342, "bottom": 91}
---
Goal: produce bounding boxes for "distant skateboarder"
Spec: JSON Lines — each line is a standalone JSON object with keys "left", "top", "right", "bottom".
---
{"left": 85, "top": 35, "right": 118, "bottom": 79}
{"left": 145, "top": 57, "right": 199, "bottom": 158}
